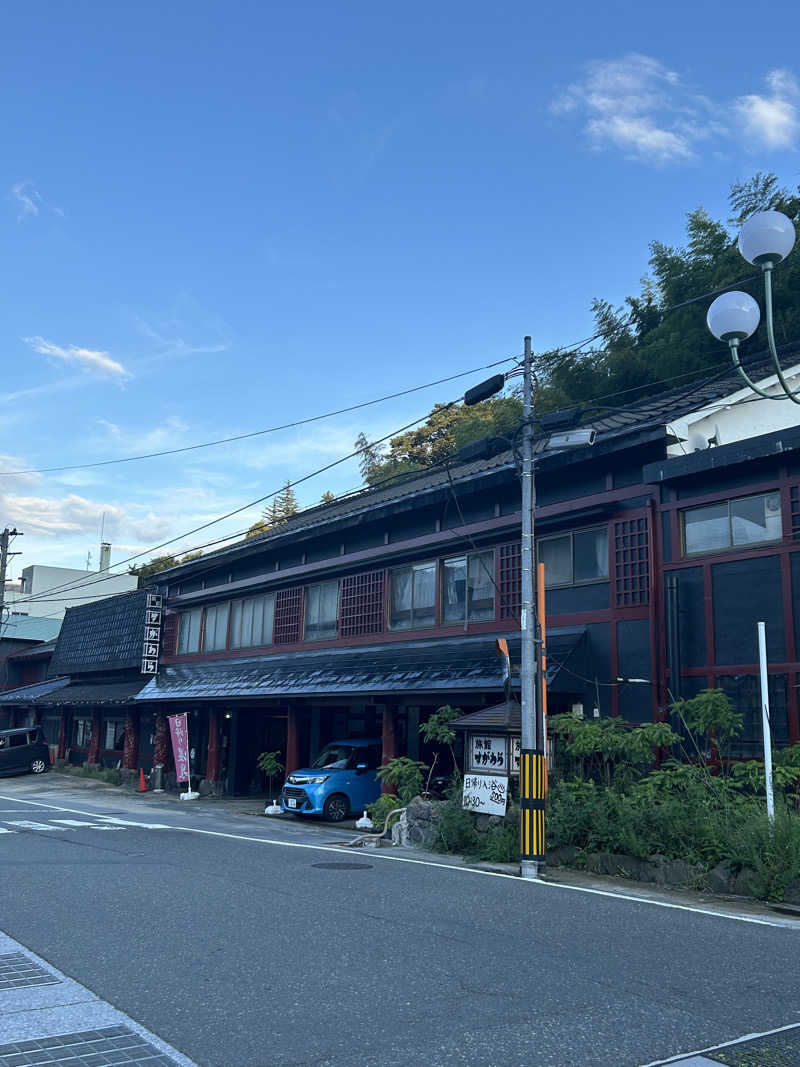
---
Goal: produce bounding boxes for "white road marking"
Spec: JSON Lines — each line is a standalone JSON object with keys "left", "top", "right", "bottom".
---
{"left": 0, "top": 827, "right": 17, "bottom": 834}
{"left": 49, "top": 819, "right": 126, "bottom": 830}
{"left": 0, "top": 791, "right": 796, "bottom": 929}
{"left": 6, "top": 820, "right": 67, "bottom": 831}
{"left": 639, "top": 1020, "right": 800, "bottom": 1065}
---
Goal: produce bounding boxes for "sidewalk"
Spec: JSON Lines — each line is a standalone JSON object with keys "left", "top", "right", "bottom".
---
{"left": 0, "top": 932, "right": 195, "bottom": 1067}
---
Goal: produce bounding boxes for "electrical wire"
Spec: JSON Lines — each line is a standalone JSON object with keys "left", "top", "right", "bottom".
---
{"left": 0, "top": 357, "right": 518, "bottom": 477}
{"left": 10, "top": 404, "right": 463, "bottom": 608}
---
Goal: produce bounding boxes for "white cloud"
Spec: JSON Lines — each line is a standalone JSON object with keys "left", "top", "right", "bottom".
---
{"left": 23, "top": 336, "right": 132, "bottom": 381}
{"left": 11, "top": 181, "right": 41, "bottom": 221}
{"left": 552, "top": 56, "right": 799, "bottom": 164}
{"left": 735, "top": 69, "right": 800, "bottom": 150}
{"left": 10, "top": 181, "right": 64, "bottom": 222}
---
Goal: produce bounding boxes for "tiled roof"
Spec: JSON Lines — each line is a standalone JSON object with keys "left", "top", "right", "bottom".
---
{"left": 155, "top": 343, "right": 800, "bottom": 578}
{"left": 0, "top": 677, "right": 70, "bottom": 703}
{"left": 0, "top": 677, "right": 146, "bottom": 705}
{"left": 138, "top": 634, "right": 524, "bottom": 701}
{"left": 48, "top": 589, "right": 150, "bottom": 676}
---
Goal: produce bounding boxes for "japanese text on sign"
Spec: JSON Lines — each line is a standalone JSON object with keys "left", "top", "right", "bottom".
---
{"left": 168, "top": 712, "right": 191, "bottom": 783}
{"left": 461, "top": 773, "right": 508, "bottom": 816}
{"left": 468, "top": 734, "right": 507, "bottom": 773}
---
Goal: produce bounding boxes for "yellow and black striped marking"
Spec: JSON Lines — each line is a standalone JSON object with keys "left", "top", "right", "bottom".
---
{"left": 519, "top": 749, "right": 546, "bottom": 860}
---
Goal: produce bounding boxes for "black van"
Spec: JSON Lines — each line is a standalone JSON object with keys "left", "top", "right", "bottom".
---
{"left": 0, "top": 727, "right": 51, "bottom": 777}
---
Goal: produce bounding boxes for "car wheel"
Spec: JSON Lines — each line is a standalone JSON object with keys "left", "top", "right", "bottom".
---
{"left": 323, "top": 794, "right": 349, "bottom": 822}
{"left": 31, "top": 759, "right": 47, "bottom": 774}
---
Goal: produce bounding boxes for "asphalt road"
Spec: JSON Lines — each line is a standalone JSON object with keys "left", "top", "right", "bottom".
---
{"left": 1, "top": 776, "right": 798, "bottom": 1067}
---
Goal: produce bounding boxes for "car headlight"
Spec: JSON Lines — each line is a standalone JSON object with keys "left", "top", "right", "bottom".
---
{"left": 305, "top": 775, "right": 330, "bottom": 785}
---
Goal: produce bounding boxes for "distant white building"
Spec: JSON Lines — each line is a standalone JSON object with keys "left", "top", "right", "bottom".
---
{"left": 4, "top": 543, "right": 138, "bottom": 620}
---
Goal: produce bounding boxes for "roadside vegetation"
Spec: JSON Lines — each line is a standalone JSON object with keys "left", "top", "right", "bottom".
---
{"left": 376, "top": 692, "right": 800, "bottom": 902}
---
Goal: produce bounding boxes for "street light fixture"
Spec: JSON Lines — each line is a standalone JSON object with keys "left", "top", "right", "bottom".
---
{"left": 706, "top": 209, "right": 797, "bottom": 400}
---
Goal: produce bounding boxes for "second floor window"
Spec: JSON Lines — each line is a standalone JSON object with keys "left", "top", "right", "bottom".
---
{"left": 442, "top": 551, "right": 495, "bottom": 624}
{"left": 538, "top": 527, "right": 609, "bottom": 587}
{"left": 202, "top": 602, "right": 230, "bottom": 651}
{"left": 304, "top": 581, "right": 339, "bottom": 641}
{"left": 389, "top": 561, "right": 436, "bottom": 630}
{"left": 177, "top": 607, "right": 203, "bottom": 654}
{"left": 230, "top": 594, "right": 275, "bottom": 648}
{"left": 683, "top": 491, "right": 782, "bottom": 556}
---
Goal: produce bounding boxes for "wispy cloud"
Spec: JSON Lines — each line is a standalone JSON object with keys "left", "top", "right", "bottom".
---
{"left": 23, "top": 336, "right": 132, "bottom": 381}
{"left": 735, "top": 69, "right": 800, "bottom": 150}
{"left": 551, "top": 56, "right": 799, "bottom": 165}
{"left": 10, "top": 181, "right": 64, "bottom": 222}
{"left": 11, "top": 181, "right": 42, "bottom": 221}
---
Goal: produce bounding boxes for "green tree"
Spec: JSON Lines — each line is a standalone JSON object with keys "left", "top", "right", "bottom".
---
{"left": 535, "top": 173, "right": 800, "bottom": 413}
{"left": 358, "top": 394, "right": 522, "bottom": 486}
{"left": 276, "top": 480, "right": 299, "bottom": 522}
{"left": 320, "top": 490, "right": 336, "bottom": 504}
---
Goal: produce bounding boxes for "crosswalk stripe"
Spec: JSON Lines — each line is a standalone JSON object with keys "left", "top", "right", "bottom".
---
{"left": 6, "top": 820, "right": 67, "bottom": 831}
{"left": 49, "top": 820, "right": 125, "bottom": 830}
{"left": 97, "top": 817, "right": 172, "bottom": 829}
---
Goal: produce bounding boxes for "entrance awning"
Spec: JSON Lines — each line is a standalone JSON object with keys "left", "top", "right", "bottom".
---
{"left": 136, "top": 628, "right": 587, "bottom": 703}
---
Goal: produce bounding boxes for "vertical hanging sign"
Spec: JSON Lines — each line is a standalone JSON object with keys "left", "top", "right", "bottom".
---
{"left": 168, "top": 712, "right": 191, "bottom": 785}
{"left": 141, "top": 592, "right": 163, "bottom": 675}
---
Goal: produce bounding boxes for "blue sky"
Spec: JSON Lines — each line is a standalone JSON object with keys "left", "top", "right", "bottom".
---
{"left": 1, "top": 1, "right": 799, "bottom": 585}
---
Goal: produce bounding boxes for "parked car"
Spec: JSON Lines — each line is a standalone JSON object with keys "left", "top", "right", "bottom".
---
{"left": 281, "top": 738, "right": 381, "bottom": 821}
{"left": 0, "top": 727, "right": 51, "bottom": 778}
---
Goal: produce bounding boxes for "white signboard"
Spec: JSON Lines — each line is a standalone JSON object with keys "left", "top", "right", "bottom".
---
{"left": 462, "top": 774, "right": 509, "bottom": 816}
{"left": 510, "top": 737, "right": 521, "bottom": 774}
{"left": 469, "top": 734, "right": 508, "bottom": 773}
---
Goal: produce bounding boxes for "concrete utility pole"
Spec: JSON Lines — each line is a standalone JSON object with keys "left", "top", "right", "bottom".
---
{"left": 0, "top": 528, "right": 22, "bottom": 630}
{"left": 519, "top": 338, "right": 545, "bottom": 880}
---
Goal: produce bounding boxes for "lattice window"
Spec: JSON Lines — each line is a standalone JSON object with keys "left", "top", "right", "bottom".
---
{"left": 274, "top": 587, "right": 303, "bottom": 644}
{"left": 339, "top": 570, "right": 385, "bottom": 638}
{"left": 614, "top": 518, "right": 650, "bottom": 607}
{"left": 161, "top": 612, "right": 179, "bottom": 657}
{"left": 791, "top": 486, "right": 800, "bottom": 540}
{"left": 498, "top": 541, "right": 521, "bottom": 620}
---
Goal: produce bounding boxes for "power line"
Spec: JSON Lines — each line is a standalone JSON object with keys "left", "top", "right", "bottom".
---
{"left": 0, "top": 357, "right": 517, "bottom": 477}
{"left": 11, "top": 404, "right": 462, "bottom": 608}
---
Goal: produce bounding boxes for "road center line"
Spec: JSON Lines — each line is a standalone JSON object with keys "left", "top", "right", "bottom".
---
{"left": 0, "top": 792, "right": 794, "bottom": 929}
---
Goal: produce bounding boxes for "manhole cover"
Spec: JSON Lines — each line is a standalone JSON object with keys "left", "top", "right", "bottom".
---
{"left": 311, "top": 862, "right": 373, "bottom": 871}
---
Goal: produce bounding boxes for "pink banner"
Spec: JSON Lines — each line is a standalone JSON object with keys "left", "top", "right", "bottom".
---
{"left": 168, "top": 713, "right": 191, "bottom": 783}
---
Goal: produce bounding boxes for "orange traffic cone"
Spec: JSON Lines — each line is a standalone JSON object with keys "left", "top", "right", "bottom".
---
{"left": 138, "top": 768, "right": 147, "bottom": 793}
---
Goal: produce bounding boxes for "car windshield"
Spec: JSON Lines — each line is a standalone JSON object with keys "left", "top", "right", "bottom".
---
{"left": 312, "top": 745, "right": 355, "bottom": 770}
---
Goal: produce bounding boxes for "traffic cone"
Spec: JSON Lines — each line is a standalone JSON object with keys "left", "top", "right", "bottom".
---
{"left": 138, "top": 768, "right": 147, "bottom": 793}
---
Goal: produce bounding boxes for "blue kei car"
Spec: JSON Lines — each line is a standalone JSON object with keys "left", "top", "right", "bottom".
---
{"left": 281, "top": 738, "right": 382, "bottom": 822}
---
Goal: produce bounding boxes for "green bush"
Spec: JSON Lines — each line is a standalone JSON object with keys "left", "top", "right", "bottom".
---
{"left": 366, "top": 793, "right": 403, "bottom": 830}
{"left": 725, "top": 812, "right": 800, "bottom": 900}
{"left": 376, "top": 757, "right": 428, "bottom": 803}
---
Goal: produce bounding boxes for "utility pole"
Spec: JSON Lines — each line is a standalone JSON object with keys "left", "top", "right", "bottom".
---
{"left": 519, "top": 337, "right": 545, "bottom": 880}
{"left": 0, "top": 528, "right": 23, "bottom": 630}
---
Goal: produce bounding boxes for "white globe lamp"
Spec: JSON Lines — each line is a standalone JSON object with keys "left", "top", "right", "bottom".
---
{"left": 738, "top": 210, "right": 796, "bottom": 266}
{"left": 706, "top": 291, "right": 760, "bottom": 342}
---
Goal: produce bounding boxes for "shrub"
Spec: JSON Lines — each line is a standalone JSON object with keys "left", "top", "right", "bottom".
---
{"left": 376, "top": 757, "right": 428, "bottom": 803}
{"left": 366, "top": 793, "right": 403, "bottom": 831}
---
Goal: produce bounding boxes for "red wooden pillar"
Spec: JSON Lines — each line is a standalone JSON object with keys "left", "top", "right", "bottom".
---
{"left": 57, "top": 711, "right": 67, "bottom": 760}
{"left": 122, "top": 712, "right": 139, "bottom": 770}
{"left": 87, "top": 710, "right": 101, "bottom": 764}
{"left": 153, "top": 712, "right": 170, "bottom": 767}
{"left": 206, "top": 708, "right": 220, "bottom": 781}
{"left": 380, "top": 705, "right": 397, "bottom": 794}
{"left": 286, "top": 707, "right": 299, "bottom": 776}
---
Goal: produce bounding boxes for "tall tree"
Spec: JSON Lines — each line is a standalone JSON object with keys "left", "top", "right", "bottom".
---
{"left": 536, "top": 173, "right": 800, "bottom": 412}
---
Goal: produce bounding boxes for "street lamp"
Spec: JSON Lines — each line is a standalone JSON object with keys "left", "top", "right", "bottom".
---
{"left": 706, "top": 210, "right": 797, "bottom": 400}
